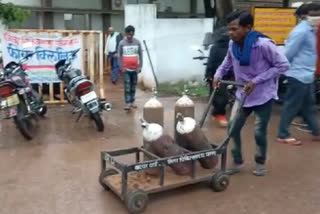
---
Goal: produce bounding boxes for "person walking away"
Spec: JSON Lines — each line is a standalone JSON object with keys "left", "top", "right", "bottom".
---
{"left": 309, "top": 9, "right": 320, "bottom": 106}
{"left": 295, "top": 6, "right": 320, "bottom": 130}
{"left": 316, "top": 13, "right": 320, "bottom": 106}
{"left": 214, "top": 11, "right": 289, "bottom": 176}
{"left": 118, "top": 25, "right": 143, "bottom": 111}
{"left": 277, "top": 3, "right": 320, "bottom": 145}
{"left": 289, "top": 4, "right": 311, "bottom": 128}
{"left": 205, "top": 27, "right": 232, "bottom": 127}
{"left": 105, "top": 27, "right": 123, "bottom": 84}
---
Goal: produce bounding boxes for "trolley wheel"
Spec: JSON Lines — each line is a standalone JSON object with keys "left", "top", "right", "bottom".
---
{"left": 210, "top": 171, "right": 230, "bottom": 192}
{"left": 125, "top": 189, "right": 149, "bottom": 214}
{"left": 99, "top": 168, "right": 118, "bottom": 191}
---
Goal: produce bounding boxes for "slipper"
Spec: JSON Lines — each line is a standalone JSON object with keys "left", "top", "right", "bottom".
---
{"left": 277, "top": 138, "right": 302, "bottom": 146}
{"left": 124, "top": 105, "right": 131, "bottom": 111}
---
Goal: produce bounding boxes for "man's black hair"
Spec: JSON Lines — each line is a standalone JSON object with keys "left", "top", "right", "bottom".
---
{"left": 226, "top": 10, "right": 254, "bottom": 27}
{"left": 295, "top": 4, "right": 309, "bottom": 16}
{"left": 125, "top": 25, "right": 135, "bottom": 33}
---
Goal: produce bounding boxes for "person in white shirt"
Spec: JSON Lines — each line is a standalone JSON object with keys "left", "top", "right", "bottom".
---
{"left": 105, "top": 27, "right": 123, "bottom": 84}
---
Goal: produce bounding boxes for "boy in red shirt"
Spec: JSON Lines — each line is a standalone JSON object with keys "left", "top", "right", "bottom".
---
{"left": 118, "top": 25, "right": 143, "bottom": 111}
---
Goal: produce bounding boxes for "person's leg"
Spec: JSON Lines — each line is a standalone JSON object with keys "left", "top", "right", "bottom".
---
{"left": 227, "top": 101, "right": 252, "bottom": 174}
{"left": 278, "top": 77, "right": 305, "bottom": 142}
{"left": 207, "top": 79, "right": 213, "bottom": 96}
{"left": 252, "top": 100, "right": 273, "bottom": 176}
{"left": 130, "top": 71, "right": 138, "bottom": 107}
{"left": 110, "top": 54, "right": 116, "bottom": 83}
{"left": 212, "top": 85, "right": 229, "bottom": 127}
{"left": 300, "top": 83, "right": 320, "bottom": 138}
{"left": 292, "top": 114, "right": 308, "bottom": 127}
{"left": 214, "top": 86, "right": 229, "bottom": 115}
{"left": 112, "top": 55, "right": 120, "bottom": 83}
{"left": 123, "top": 71, "right": 131, "bottom": 109}
{"left": 315, "top": 77, "right": 320, "bottom": 105}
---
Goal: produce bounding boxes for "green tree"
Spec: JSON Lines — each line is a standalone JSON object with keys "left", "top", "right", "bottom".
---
{"left": 0, "top": 1, "right": 29, "bottom": 27}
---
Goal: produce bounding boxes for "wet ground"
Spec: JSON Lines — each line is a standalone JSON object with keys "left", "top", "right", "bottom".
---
{"left": 0, "top": 80, "right": 320, "bottom": 214}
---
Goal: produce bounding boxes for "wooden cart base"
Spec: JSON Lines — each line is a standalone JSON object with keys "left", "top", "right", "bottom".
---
{"left": 99, "top": 144, "right": 231, "bottom": 213}
{"left": 103, "top": 164, "right": 216, "bottom": 196}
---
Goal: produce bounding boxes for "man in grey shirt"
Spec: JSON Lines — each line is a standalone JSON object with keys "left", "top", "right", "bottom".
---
{"left": 118, "top": 25, "right": 143, "bottom": 111}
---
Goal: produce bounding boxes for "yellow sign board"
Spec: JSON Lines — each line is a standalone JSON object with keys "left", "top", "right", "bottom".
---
{"left": 253, "top": 8, "right": 297, "bottom": 45}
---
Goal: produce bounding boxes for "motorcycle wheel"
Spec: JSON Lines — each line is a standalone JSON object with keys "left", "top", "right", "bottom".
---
{"left": 14, "top": 102, "right": 36, "bottom": 140}
{"left": 31, "top": 89, "right": 48, "bottom": 116}
{"left": 91, "top": 112, "right": 104, "bottom": 132}
{"left": 38, "top": 105, "right": 47, "bottom": 116}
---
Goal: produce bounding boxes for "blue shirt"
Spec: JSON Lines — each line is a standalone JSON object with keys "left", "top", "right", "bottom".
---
{"left": 285, "top": 21, "right": 317, "bottom": 84}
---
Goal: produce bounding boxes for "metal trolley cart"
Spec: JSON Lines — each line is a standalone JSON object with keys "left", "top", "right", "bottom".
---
{"left": 99, "top": 140, "right": 230, "bottom": 214}
{"left": 99, "top": 81, "right": 246, "bottom": 214}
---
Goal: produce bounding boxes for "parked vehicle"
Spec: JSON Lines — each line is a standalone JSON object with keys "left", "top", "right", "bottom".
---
{"left": 55, "top": 49, "right": 111, "bottom": 132}
{"left": 193, "top": 49, "right": 236, "bottom": 107}
{"left": 0, "top": 52, "right": 47, "bottom": 140}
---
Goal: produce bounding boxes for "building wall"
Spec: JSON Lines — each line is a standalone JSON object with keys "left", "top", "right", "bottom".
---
{"left": 171, "top": 0, "right": 191, "bottom": 13}
{"left": 110, "top": 15, "right": 125, "bottom": 32}
{"left": 235, "top": 0, "right": 283, "bottom": 11}
{"left": 19, "top": 12, "right": 41, "bottom": 29}
{"left": 1, "top": 0, "right": 41, "bottom": 7}
{"left": 125, "top": 4, "right": 213, "bottom": 88}
{"left": 65, "top": 14, "right": 88, "bottom": 30}
{"left": 52, "top": 0, "right": 101, "bottom": 9}
{"left": 2, "top": 0, "right": 208, "bottom": 32}
{"left": 53, "top": 14, "right": 65, "bottom": 29}
{"left": 197, "top": 0, "right": 205, "bottom": 14}
{"left": 91, "top": 15, "right": 104, "bottom": 31}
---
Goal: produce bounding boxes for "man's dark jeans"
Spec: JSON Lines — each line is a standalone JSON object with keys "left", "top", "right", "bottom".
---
{"left": 278, "top": 77, "right": 320, "bottom": 138}
{"left": 229, "top": 99, "right": 273, "bottom": 165}
{"left": 123, "top": 71, "right": 137, "bottom": 104}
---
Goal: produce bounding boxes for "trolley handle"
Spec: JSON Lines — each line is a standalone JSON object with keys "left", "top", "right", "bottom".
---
{"left": 219, "top": 80, "right": 245, "bottom": 88}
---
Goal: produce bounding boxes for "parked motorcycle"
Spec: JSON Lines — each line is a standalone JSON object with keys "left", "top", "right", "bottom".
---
{"left": 0, "top": 52, "right": 47, "bottom": 140}
{"left": 55, "top": 49, "right": 111, "bottom": 132}
{"left": 193, "top": 49, "right": 236, "bottom": 107}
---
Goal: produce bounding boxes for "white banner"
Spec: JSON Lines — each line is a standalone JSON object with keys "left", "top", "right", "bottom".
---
{"left": 2, "top": 31, "right": 83, "bottom": 83}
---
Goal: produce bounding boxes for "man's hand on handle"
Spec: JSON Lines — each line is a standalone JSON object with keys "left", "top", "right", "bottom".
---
{"left": 213, "top": 78, "right": 221, "bottom": 89}
{"left": 213, "top": 79, "right": 254, "bottom": 94}
{"left": 243, "top": 81, "right": 255, "bottom": 95}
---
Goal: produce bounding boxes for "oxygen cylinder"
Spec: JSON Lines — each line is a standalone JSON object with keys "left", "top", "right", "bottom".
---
{"left": 174, "top": 86, "right": 195, "bottom": 143}
{"left": 142, "top": 90, "right": 164, "bottom": 176}
{"left": 141, "top": 120, "right": 192, "bottom": 176}
{"left": 143, "top": 88, "right": 164, "bottom": 126}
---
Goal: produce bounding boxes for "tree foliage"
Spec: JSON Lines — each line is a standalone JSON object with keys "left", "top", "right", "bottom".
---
{"left": 0, "top": 1, "right": 30, "bottom": 26}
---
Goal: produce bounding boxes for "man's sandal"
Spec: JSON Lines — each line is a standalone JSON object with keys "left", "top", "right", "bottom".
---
{"left": 277, "top": 138, "right": 302, "bottom": 146}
